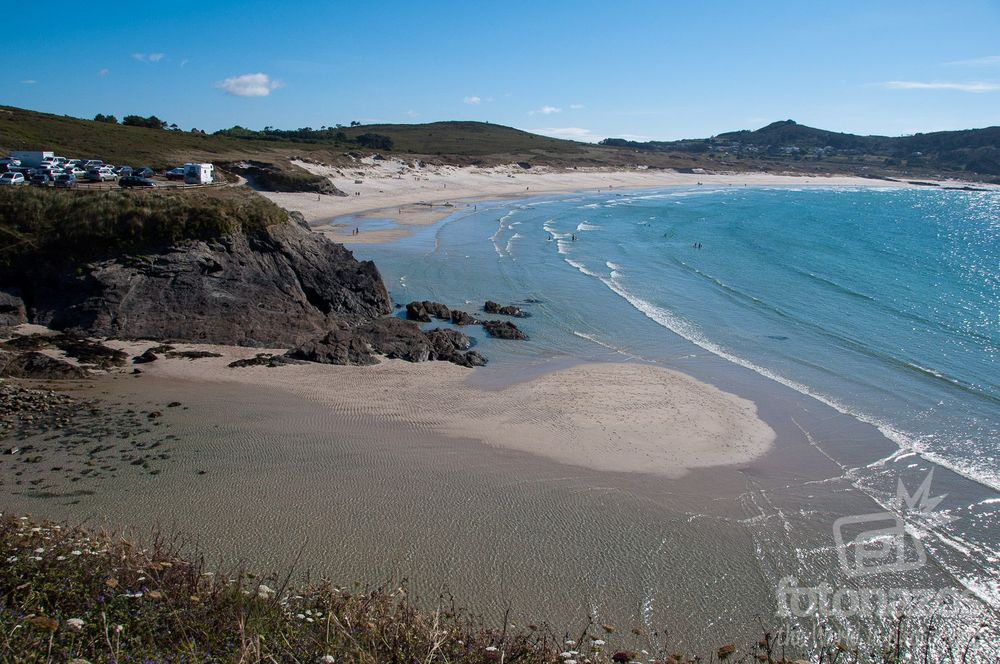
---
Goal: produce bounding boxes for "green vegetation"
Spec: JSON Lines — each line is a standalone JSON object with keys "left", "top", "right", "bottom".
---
{"left": 0, "top": 106, "right": 703, "bottom": 172}
{"left": 602, "top": 120, "right": 1000, "bottom": 179}
{"left": 2, "top": 514, "right": 991, "bottom": 663}
{"left": 121, "top": 115, "right": 169, "bottom": 130}
{"left": 0, "top": 186, "right": 287, "bottom": 275}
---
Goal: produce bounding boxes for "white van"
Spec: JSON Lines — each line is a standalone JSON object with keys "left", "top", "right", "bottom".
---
{"left": 183, "top": 163, "right": 214, "bottom": 185}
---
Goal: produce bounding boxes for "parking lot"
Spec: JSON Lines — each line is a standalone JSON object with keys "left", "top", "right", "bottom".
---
{"left": 0, "top": 153, "right": 217, "bottom": 189}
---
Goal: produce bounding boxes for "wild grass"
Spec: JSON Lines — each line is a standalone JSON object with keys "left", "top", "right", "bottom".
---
{"left": 1, "top": 514, "right": 994, "bottom": 663}
{"left": 0, "top": 186, "right": 287, "bottom": 274}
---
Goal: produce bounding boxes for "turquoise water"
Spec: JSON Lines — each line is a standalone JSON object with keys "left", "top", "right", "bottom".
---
{"left": 345, "top": 185, "right": 1000, "bottom": 625}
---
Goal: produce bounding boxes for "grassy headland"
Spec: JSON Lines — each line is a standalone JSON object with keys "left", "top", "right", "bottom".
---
{"left": 0, "top": 186, "right": 288, "bottom": 275}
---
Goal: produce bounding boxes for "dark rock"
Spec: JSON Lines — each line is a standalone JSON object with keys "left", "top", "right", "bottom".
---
{"left": 450, "top": 310, "right": 479, "bottom": 326}
{"left": 1, "top": 333, "right": 127, "bottom": 370}
{"left": 0, "top": 350, "right": 88, "bottom": 379}
{"left": 289, "top": 317, "right": 487, "bottom": 368}
{"left": 17, "top": 218, "right": 392, "bottom": 348}
{"left": 167, "top": 402, "right": 181, "bottom": 408}
{"left": 484, "top": 300, "right": 527, "bottom": 317}
{"left": 0, "top": 289, "right": 27, "bottom": 329}
{"left": 228, "top": 353, "right": 301, "bottom": 368}
{"left": 482, "top": 320, "right": 528, "bottom": 340}
{"left": 405, "top": 300, "right": 451, "bottom": 322}
{"left": 133, "top": 350, "right": 159, "bottom": 364}
{"left": 164, "top": 350, "right": 223, "bottom": 360}
{"left": 405, "top": 301, "right": 431, "bottom": 322}
{"left": 516, "top": 161, "right": 532, "bottom": 170}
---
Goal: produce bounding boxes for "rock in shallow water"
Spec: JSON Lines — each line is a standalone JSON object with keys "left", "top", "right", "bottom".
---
{"left": 481, "top": 320, "right": 528, "bottom": 340}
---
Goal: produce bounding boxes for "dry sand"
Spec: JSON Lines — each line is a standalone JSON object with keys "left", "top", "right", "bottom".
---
{"left": 256, "top": 158, "right": 936, "bottom": 243}
{"left": 104, "top": 340, "right": 776, "bottom": 478}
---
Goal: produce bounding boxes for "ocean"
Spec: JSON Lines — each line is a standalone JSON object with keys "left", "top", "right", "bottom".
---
{"left": 347, "top": 185, "right": 999, "bottom": 648}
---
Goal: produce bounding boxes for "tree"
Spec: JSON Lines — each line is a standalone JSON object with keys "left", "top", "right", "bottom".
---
{"left": 94, "top": 113, "right": 118, "bottom": 124}
{"left": 122, "top": 115, "right": 168, "bottom": 129}
{"left": 350, "top": 120, "right": 361, "bottom": 127}
{"left": 355, "top": 133, "right": 394, "bottom": 150}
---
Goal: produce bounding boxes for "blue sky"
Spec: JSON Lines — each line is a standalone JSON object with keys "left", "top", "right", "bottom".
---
{"left": 5, "top": 1, "right": 999, "bottom": 141}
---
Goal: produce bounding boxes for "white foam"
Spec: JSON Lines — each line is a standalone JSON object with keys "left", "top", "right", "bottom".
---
{"left": 505, "top": 232, "right": 522, "bottom": 255}
{"left": 564, "top": 259, "right": 601, "bottom": 278}
{"left": 576, "top": 222, "right": 600, "bottom": 231}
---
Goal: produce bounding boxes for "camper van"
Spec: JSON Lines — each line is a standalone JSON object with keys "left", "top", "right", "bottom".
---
{"left": 183, "top": 163, "right": 214, "bottom": 185}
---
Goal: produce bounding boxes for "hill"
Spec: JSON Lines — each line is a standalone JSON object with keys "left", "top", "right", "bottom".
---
{"left": 602, "top": 120, "right": 1000, "bottom": 180}
{"left": 0, "top": 106, "right": 729, "bottom": 178}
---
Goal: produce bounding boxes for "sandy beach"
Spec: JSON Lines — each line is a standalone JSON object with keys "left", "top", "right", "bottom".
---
{"left": 95, "top": 339, "right": 775, "bottom": 478}
{"left": 257, "top": 158, "right": 934, "bottom": 244}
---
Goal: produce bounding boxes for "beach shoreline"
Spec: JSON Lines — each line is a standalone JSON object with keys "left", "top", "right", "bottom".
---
{"left": 256, "top": 159, "right": 983, "bottom": 245}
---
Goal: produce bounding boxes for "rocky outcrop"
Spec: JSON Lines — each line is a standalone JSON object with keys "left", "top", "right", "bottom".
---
{"left": 484, "top": 300, "right": 528, "bottom": 317}
{"left": 405, "top": 301, "right": 452, "bottom": 322}
{"left": 450, "top": 310, "right": 479, "bottom": 326}
{"left": 0, "top": 290, "right": 27, "bottom": 331}
{"left": 288, "top": 317, "right": 486, "bottom": 368}
{"left": 481, "top": 320, "right": 528, "bottom": 340}
{"left": 5, "top": 220, "right": 392, "bottom": 348}
{"left": 0, "top": 350, "right": 88, "bottom": 380}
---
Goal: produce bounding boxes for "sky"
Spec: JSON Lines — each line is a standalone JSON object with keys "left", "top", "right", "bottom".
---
{"left": 5, "top": 1, "right": 1000, "bottom": 142}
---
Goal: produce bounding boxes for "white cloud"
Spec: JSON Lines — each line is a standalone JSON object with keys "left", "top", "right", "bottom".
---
{"left": 99, "top": 68, "right": 109, "bottom": 77}
{"left": 569, "top": 103, "right": 584, "bottom": 109}
{"left": 405, "top": 109, "right": 420, "bottom": 118}
{"left": 945, "top": 55, "right": 1000, "bottom": 66}
{"left": 132, "top": 53, "right": 165, "bottom": 63}
{"left": 216, "top": 73, "right": 284, "bottom": 97}
{"left": 180, "top": 58, "right": 189, "bottom": 67}
{"left": 530, "top": 105, "right": 562, "bottom": 115}
{"left": 880, "top": 80, "right": 1000, "bottom": 92}
{"left": 463, "top": 96, "right": 481, "bottom": 104}
{"left": 21, "top": 79, "right": 36, "bottom": 85}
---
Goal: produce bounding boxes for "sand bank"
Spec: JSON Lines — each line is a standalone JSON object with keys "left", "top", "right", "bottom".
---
{"left": 104, "top": 340, "right": 775, "bottom": 478}
{"left": 256, "top": 158, "right": 932, "bottom": 244}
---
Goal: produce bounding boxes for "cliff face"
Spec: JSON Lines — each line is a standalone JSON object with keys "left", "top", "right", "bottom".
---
{"left": 2, "top": 218, "right": 392, "bottom": 347}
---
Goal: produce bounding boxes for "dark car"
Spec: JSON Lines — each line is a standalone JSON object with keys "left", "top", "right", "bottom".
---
{"left": 54, "top": 173, "right": 77, "bottom": 188}
{"left": 135, "top": 167, "right": 155, "bottom": 178}
{"left": 29, "top": 173, "right": 51, "bottom": 186}
{"left": 165, "top": 167, "right": 185, "bottom": 181}
{"left": 115, "top": 166, "right": 134, "bottom": 177}
{"left": 119, "top": 176, "right": 156, "bottom": 188}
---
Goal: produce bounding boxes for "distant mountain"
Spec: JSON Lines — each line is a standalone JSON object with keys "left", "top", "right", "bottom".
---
{"left": 602, "top": 120, "right": 1000, "bottom": 178}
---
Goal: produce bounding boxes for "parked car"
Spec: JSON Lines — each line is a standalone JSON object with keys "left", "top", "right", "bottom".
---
{"left": 0, "top": 172, "right": 26, "bottom": 186}
{"left": 86, "top": 167, "right": 117, "bottom": 182}
{"left": 30, "top": 173, "right": 51, "bottom": 186}
{"left": 165, "top": 167, "right": 186, "bottom": 180}
{"left": 135, "top": 167, "right": 155, "bottom": 178}
{"left": 63, "top": 166, "right": 85, "bottom": 176}
{"left": 54, "top": 173, "right": 77, "bottom": 188}
{"left": 31, "top": 167, "right": 60, "bottom": 181}
{"left": 81, "top": 160, "right": 104, "bottom": 170}
{"left": 119, "top": 176, "right": 156, "bottom": 188}
{"left": 114, "top": 166, "right": 133, "bottom": 176}
{"left": 0, "top": 157, "right": 22, "bottom": 168}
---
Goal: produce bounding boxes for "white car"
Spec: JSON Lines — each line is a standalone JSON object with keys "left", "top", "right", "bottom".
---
{"left": 0, "top": 172, "right": 26, "bottom": 186}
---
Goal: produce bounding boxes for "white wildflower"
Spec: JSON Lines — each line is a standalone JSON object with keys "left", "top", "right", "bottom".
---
{"left": 318, "top": 656, "right": 336, "bottom": 664}
{"left": 485, "top": 646, "right": 498, "bottom": 652}
{"left": 71, "top": 550, "right": 82, "bottom": 556}
{"left": 65, "top": 618, "right": 85, "bottom": 632}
